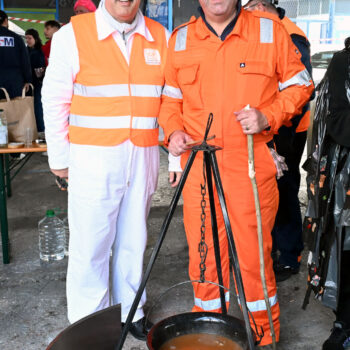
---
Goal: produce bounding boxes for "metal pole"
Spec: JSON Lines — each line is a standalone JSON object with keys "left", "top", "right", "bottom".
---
{"left": 209, "top": 151, "right": 256, "bottom": 350}
{"left": 0, "top": 155, "right": 10, "bottom": 264}
{"left": 327, "top": 0, "right": 335, "bottom": 44}
{"left": 55, "top": 0, "right": 59, "bottom": 21}
{"left": 168, "top": 0, "right": 173, "bottom": 31}
{"left": 9, "top": 153, "right": 32, "bottom": 181}
{"left": 204, "top": 152, "right": 227, "bottom": 314}
{"left": 4, "top": 154, "right": 11, "bottom": 198}
{"left": 115, "top": 150, "right": 198, "bottom": 350}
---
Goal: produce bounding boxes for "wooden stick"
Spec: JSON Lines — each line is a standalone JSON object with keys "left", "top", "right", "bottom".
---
{"left": 246, "top": 107, "right": 276, "bottom": 350}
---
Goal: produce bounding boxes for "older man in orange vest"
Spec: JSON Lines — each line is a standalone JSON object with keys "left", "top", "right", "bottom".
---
{"left": 42, "top": 0, "right": 169, "bottom": 340}
{"left": 159, "top": 0, "right": 313, "bottom": 346}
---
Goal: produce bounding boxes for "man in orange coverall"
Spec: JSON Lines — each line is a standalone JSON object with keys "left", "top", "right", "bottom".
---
{"left": 159, "top": 0, "right": 314, "bottom": 347}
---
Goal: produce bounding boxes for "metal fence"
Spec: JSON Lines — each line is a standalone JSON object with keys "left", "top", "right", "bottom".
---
{"left": 279, "top": 0, "right": 331, "bottom": 18}
{"left": 277, "top": 0, "right": 350, "bottom": 53}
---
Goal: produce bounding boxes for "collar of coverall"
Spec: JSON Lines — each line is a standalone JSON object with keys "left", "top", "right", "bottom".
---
{"left": 96, "top": 0, "right": 154, "bottom": 42}
{"left": 196, "top": 2, "right": 249, "bottom": 41}
{"left": 197, "top": 2, "right": 242, "bottom": 41}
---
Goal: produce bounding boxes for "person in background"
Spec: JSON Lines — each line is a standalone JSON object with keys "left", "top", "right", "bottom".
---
{"left": 159, "top": 0, "right": 313, "bottom": 346}
{"left": 74, "top": 0, "right": 97, "bottom": 15}
{"left": 244, "top": 0, "right": 314, "bottom": 282}
{"left": 0, "top": 10, "right": 32, "bottom": 99}
{"left": 42, "top": 0, "right": 169, "bottom": 341}
{"left": 25, "top": 28, "right": 46, "bottom": 133}
{"left": 303, "top": 37, "right": 350, "bottom": 350}
{"left": 42, "top": 20, "right": 61, "bottom": 66}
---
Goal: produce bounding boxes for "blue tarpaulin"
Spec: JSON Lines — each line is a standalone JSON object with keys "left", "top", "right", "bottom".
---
{"left": 146, "top": 0, "right": 170, "bottom": 30}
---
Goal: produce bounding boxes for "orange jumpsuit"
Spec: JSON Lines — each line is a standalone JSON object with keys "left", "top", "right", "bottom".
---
{"left": 159, "top": 9, "right": 313, "bottom": 346}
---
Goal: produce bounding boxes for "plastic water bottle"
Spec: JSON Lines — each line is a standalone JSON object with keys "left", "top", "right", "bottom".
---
{"left": 38, "top": 210, "right": 65, "bottom": 262}
{"left": 0, "top": 109, "right": 8, "bottom": 148}
{"left": 62, "top": 215, "right": 69, "bottom": 256}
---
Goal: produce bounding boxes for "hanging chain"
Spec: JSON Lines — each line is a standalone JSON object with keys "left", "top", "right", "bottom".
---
{"left": 199, "top": 157, "right": 208, "bottom": 283}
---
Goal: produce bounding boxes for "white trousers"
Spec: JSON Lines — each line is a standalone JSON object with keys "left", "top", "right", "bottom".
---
{"left": 66, "top": 140, "right": 159, "bottom": 323}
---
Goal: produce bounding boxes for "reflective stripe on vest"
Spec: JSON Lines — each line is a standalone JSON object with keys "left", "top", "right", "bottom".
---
{"left": 70, "top": 114, "right": 158, "bottom": 129}
{"left": 194, "top": 292, "right": 230, "bottom": 311}
{"left": 279, "top": 69, "right": 312, "bottom": 91}
{"left": 74, "top": 83, "right": 163, "bottom": 98}
{"left": 69, "top": 13, "right": 166, "bottom": 147}
{"left": 260, "top": 18, "right": 273, "bottom": 44}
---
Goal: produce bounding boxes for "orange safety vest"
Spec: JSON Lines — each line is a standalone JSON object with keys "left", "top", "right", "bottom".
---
{"left": 69, "top": 13, "right": 167, "bottom": 147}
{"left": 282, "top": 16, "right": 311, "bottom": 133}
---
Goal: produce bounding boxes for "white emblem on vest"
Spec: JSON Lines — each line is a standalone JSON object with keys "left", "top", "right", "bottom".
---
{"left": 0, "top": 36, "right": 15, "bottom": 47}
{"left": 144, "top": 49, "right": 161, "bottom": 65}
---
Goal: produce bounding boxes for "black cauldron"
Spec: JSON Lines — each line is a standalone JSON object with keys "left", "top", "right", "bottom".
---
{"left": 147, "top": 312, "right": 252, "bottom": 350}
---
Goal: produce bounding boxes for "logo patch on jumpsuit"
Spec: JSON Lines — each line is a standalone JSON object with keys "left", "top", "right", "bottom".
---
{"left": 0, "top": 36, "right": 14, "bottom": 47}
{"left": 144, "top": 49, "right": 161, "bottom": 65}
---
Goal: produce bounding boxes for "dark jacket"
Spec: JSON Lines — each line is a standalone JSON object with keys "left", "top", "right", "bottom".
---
{"left": 27, "top": 47, "right": 46, "bottom": 87}
{"left": 303, "top": 47, "right": 350, "bottom": 311}
{"left": 326, "top": 50, "right": 350, "bottom": 148}
{"left": 0, "top": 26, "right": 32, "bottom": 98}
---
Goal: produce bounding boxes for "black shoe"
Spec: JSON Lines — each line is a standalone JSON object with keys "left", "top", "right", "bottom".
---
{"left": 122, "top": 317, "right": 152, "bottom": 341}
{"left": 273, "top": 263, "right": 299, "bottom": 282}
{"left": 323, "top": 322, "right": 350, "bottom": 350}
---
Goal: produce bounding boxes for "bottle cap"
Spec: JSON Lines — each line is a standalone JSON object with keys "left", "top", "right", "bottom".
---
{"left": 46, "top": 210, "right": 55, "bottom": 217}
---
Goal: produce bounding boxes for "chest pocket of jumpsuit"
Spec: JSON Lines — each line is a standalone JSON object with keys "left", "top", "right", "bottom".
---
{"left": 177, "top": 64, "right": 203, "bottom": 111}
{"left": 236, "top": 59, "right": 274, "bottom": 105}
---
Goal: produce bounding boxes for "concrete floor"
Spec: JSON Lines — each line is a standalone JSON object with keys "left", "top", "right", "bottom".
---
{"left": 0, "top": 150, "right": 334, "bottom": 350}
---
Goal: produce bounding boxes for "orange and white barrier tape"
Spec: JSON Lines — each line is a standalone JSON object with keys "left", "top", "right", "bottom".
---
{"left": 9, "top": 16, "right": 47, "bottom": 24}
{"left": 9, "top": 16, "right": 64, "bottom": 25}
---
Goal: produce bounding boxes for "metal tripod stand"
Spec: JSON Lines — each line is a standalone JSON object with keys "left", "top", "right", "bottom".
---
{"left": 116, "top": 114, "right": 256, "bottom": 350}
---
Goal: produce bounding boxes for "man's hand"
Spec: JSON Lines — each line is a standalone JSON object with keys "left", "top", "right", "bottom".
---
{"left": 168, "top": 130, "right": 193, "bottom": 156}
{"left": 51, "top": 168, "right": 68, "bottom": 179}
{"left": 169, "top": 171, "right": 182, "bottom": 188}
{"left": 235, "top": 107, "right": 269, "bottom": 134}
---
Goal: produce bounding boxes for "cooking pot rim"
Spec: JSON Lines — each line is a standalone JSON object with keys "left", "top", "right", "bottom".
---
{"left": 147, "top": 311, "right": 252, "bottom": 350}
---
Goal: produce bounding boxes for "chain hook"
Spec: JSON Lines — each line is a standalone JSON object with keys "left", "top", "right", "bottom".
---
{"left": 198, "top": 114, "right": 214, "bottom": 283}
